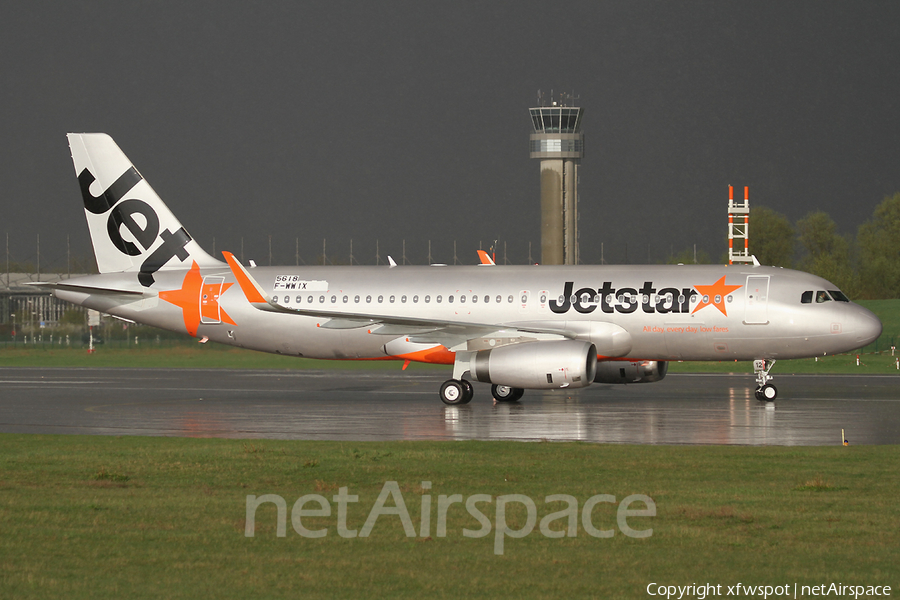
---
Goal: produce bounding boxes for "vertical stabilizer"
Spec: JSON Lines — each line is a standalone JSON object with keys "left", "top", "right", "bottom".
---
{"left": 67, "top": 133, "right": 221, "bottom": 286}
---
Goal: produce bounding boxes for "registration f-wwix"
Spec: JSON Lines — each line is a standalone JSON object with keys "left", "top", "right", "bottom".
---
{"left": 40, "top": 134, "right": 883, "bottom": 404}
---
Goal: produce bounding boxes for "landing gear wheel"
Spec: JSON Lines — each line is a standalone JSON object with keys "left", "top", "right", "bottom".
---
{"left": 491, "top": 384, "right": 524, "bottom": 402}
{"left": 758, "top": 384, "right": 777, "bottom": 402}
{"left": 440, "top": 379, "right": 473, "bottom": 405}
{"left": 461, "top": 379, "right": 474, "bottom": 402}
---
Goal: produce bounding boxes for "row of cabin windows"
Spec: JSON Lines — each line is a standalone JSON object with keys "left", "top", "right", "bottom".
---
{"left": 800, "top": 290, "right": 850, "bottom": 304}
{"left": 557, "top": 293, "right": 709, "bottom": 305}
{"left": 271, "top": 294, "right": 518, "bottom": 305}
{"left": 271, "top": 292, "right": 728, "bottom": 307}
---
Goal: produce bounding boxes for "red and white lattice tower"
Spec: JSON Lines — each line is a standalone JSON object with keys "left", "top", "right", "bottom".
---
{"left": 728, "top": 185, "right": 751, "bottom": 265}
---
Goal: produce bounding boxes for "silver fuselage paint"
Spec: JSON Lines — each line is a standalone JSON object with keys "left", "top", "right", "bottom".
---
{"left": 54, "top": 263, "right": 883, "bottom": 363}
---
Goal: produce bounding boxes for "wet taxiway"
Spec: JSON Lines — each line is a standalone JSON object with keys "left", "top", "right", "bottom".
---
{"left": 0, "top": 368, "right": 898, "bottom": 445}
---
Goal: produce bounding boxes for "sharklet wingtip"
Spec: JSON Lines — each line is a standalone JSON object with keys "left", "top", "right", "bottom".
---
{"left": 223, "top": 251, "right": 268, "bottom": 304}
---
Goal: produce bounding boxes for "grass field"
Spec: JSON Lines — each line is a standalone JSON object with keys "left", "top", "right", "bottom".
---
{"left": 0, "top": 435, "right": 897, "bottom": 599}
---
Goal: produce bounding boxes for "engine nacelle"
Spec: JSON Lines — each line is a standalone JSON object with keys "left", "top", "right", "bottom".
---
{"left": 593, "top": 360, "right": 668, "bottom": 384}
{"left": 469, "top": 340, "right": 597, "bottom": 389}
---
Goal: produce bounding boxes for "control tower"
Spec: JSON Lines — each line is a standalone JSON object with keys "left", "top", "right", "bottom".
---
{"left": 529, "top": 100, "right": 584, "bottom": 265}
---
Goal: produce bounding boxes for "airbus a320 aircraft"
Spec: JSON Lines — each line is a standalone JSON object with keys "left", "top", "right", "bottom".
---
{"left": 39, "top": 134, "right": 883, "bottom": 405}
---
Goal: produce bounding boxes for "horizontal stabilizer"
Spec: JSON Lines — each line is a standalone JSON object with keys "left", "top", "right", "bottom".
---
{"left": 22, "top": 281, "right": 151, "bottom": 297}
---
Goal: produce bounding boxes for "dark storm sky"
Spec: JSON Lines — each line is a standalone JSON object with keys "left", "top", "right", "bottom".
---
{"left": 3, "top": 1, "right": 900, "bottom": 268}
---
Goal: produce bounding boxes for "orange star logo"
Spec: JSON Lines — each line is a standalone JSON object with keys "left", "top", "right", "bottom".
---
{"left": 692, "top": 276, "right": 742, "bottom": 316}
{"left": 159, "top": 261, "right": 236, "bottom": 337}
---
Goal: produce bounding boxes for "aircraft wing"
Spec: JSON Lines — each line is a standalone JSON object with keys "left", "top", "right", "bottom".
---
{"left": 222, "top": 251, "right": 572, "bottom": 349}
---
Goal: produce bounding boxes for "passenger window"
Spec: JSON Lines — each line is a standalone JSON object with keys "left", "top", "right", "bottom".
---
{"left": 449, "top": 295, "right": 454, "bottom": 303}
{"left": 377, "top": 295, "right": 383, "bottom": 303}
{"left": 485, "top": 295, "right": 490, "bottom": 303}
{"left": 816, "top": 290, "right": 831, "bottom": 303}
{"left": 319, "top": 295, "right": 325, "bottom": 303}
{"left": 460, "top": 295, "right": 466, "bottom": 303}
{"left": 342, "top": 296, "right": 348, "bottom": 303}
{"left": 354, "top": 295, "right": 360, "bottom": 303}
{"left": 413, "top": 295, "right": 418, "bottom": 303}
{"left": 273, "top": 296, "right": 279, "bottom": 303}
{"left": 508, "top": 295, "right": 513, "bottom": 303}
{"left": 829, "top": 290, "right": 850, "bottom": 302}
{"left": 401, "top": 295, "right": 407, "bottom": 303}
{"left": 496, "top": 295, "right": 501, "bottom": 303}
{"left": 437, "top": 295, "right": 442, "bottom": 303}
{"left": 390, "top": 295, "right": 395, "bottom": 303}
{"left": 296, "top": 296, "right": 302, "bottom": 303}
{"left": 331, "top": 296, "right": 337, "bottom": 303}
{"left": 425, "top": 295, "right": 430, "bottom": 303}
{"left": 308, "top": 296, "right": 313, "bottom": 303}
{"left": 366, "top": 295, "right": 372, "bottom": 303}
{"left": 472, "top": 295, "right": 477, "bottom": 303}
{"left": 801, "top": 291, "right": 813, "bottom": 304}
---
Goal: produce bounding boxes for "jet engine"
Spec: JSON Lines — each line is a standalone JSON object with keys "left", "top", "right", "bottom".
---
{"left": 469, "top": 340, "right": 598, "bottom": 389}
{"left": 594, "top": 360, "right": 668, "bottom": 384}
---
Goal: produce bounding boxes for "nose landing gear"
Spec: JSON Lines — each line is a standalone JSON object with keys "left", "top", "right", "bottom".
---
{"left": 754, "top": 359, "right": 777, "bottom": 401}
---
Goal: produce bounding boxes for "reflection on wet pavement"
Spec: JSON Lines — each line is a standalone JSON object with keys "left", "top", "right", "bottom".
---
{"left": 1, "top": 368, "right": 898, "bottom": 445}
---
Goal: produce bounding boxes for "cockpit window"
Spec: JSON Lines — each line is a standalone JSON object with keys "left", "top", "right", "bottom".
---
{"left": 829, "top": 290, "right": 850, "bottom": 302}
{"left": 801, "top": 291, "right": 813, "bottom": 304}
{"left": 816, "top": 290, "right": 832, "bottom": 303}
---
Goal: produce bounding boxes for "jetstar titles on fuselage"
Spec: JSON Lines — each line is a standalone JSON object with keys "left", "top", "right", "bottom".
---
{"left": 549, "top": 278, "right": 743, "bottom": 316}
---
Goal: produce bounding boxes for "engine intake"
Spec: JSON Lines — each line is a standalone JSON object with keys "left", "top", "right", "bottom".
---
{"left": 469, "top": 340, "right": 597, "bottom": 389}
{"left": 594, "top": 360, "right": 668, "bottom": 384}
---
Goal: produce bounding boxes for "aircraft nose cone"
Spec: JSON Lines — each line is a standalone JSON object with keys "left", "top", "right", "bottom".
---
{"left": 851, "top": 306, "right": 883, "bottom": 347}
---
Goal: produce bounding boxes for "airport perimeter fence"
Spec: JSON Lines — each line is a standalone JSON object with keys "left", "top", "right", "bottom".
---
{"left": 0, "top": 333, "right": 201, "bottom": 351}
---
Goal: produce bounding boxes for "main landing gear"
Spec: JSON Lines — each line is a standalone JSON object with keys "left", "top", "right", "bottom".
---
{"left": 441, "top": 352, "right": 526, "bottom": 405}
{"left": 490, "top": 384, "right": 524, "bottom": 403}
{"left": 438, "top": 380, "right": 526, "bottom": 405}
{"left": 753, "top": 359, "right": 777, "bottom": 402}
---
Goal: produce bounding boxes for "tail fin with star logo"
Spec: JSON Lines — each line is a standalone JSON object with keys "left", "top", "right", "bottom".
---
{"left": 67, "top": 133, "right": 222, "bottom": 287}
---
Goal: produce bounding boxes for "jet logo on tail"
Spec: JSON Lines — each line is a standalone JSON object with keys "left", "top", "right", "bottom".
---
{"left": 77, "top": 166, "right": 194, "bottom": 286}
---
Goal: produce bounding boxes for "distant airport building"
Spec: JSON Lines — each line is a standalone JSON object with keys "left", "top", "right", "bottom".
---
{"left": 1, "top": 274, "right": 80, "bottom": 328}
{"left": 529, "top": 97, "right": 584, "bottom": 265}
